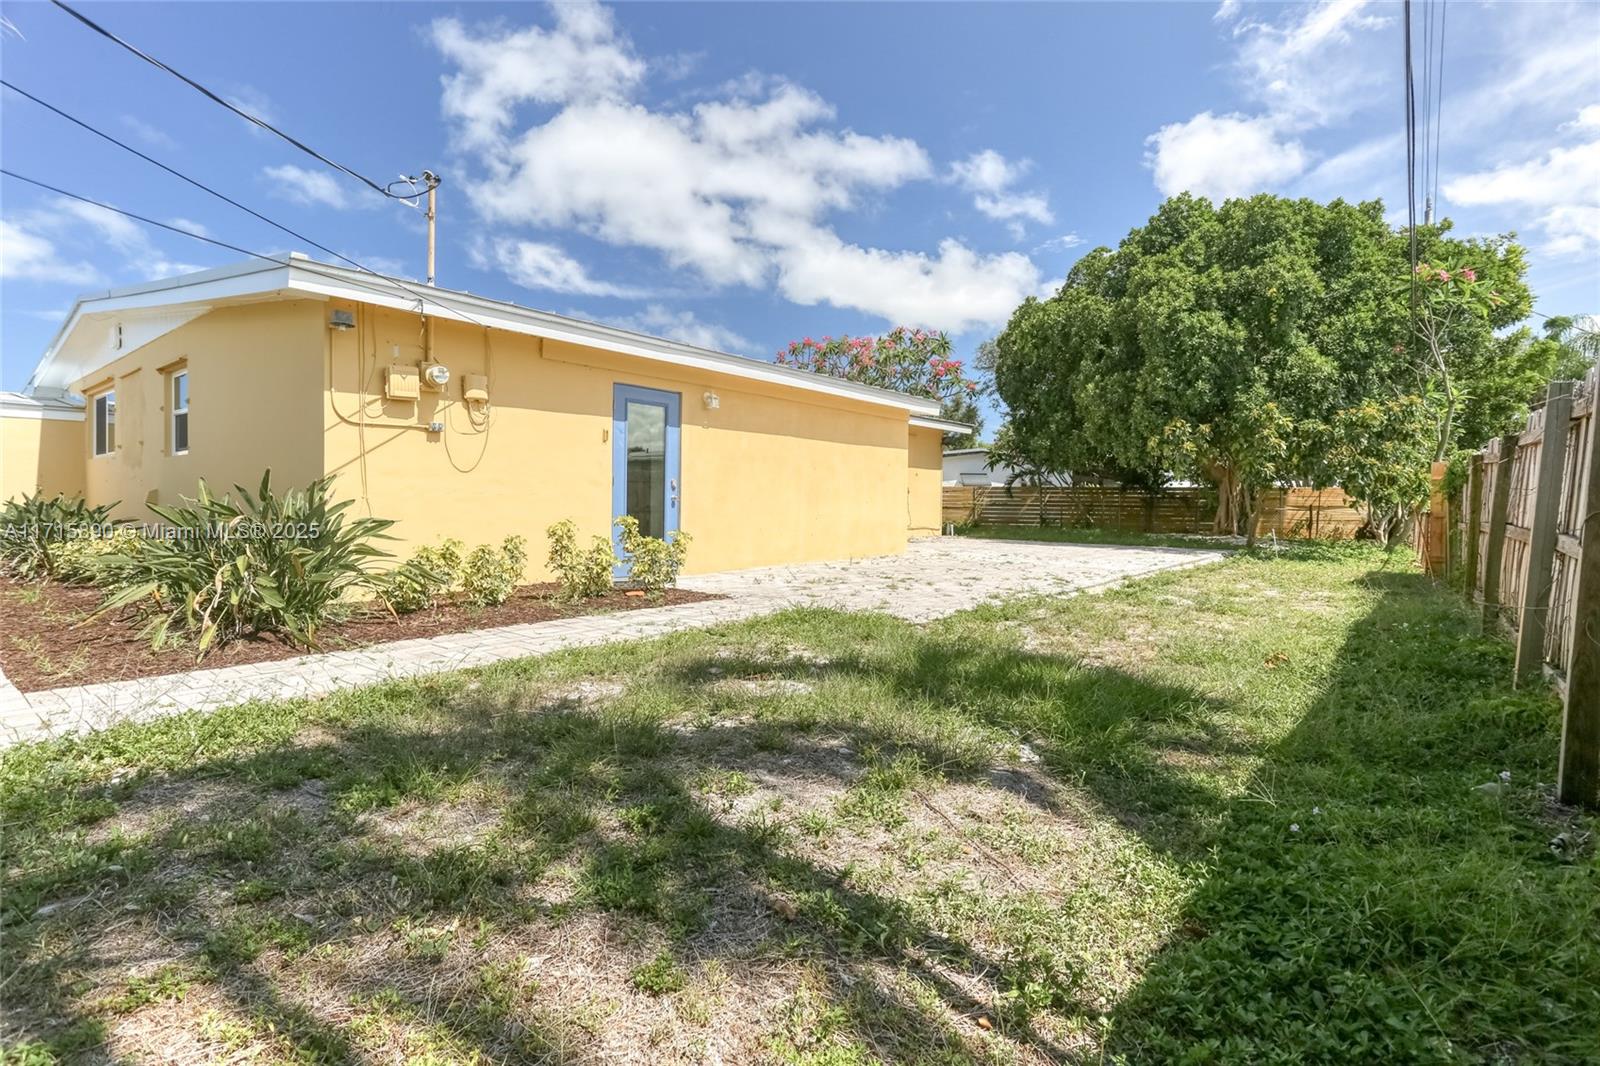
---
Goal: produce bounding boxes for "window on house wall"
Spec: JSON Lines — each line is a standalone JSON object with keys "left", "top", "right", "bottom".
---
{"left": 171, "top": 370, "right": 189, "bottom": 454}
{"left": 94, "top": 391, "right": 116, "bottom": 456}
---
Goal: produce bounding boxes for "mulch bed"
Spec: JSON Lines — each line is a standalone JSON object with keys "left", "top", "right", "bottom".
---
{"left": 0, "top": 576, "right": 721, "bottom": 693}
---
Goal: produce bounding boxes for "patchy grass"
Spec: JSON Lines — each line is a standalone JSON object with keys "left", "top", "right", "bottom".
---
{"left": 956, "top": 523, "right": 1241, "bottom": 551}
{"left": 2, "top": 544, "right": 1596, "bottom": 1064}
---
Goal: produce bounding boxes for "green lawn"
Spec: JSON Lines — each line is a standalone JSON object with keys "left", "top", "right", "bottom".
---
{"left": 956, "top": 523, "right": 1243, "bottom": 551}
{"left": 3, "top": 544, "right": 1596, "bottom": 1064}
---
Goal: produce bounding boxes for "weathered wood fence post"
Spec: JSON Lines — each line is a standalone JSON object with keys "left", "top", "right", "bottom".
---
{"left": 1558, "top": 385, "right": 1600, "bottom": 807}
{"left": 1514, "top": 382, "right": 1574, "bottom": 685}
{"left": 1464, "top": 454, "right": 1484, "bottom": 605}
{"left": 1480, "top": 435, "right": 1518, "bottom": 630}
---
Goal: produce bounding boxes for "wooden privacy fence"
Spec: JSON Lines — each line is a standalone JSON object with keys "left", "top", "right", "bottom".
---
{"left": 1416, "top": 370, "right": 1599, "bottom": 808}
{"left": 942, "top": 485, "right": 1367, "bottom": 539}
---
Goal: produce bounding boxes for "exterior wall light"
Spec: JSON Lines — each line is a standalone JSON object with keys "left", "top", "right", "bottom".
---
{"left": 703, "top": 391, "right": 720, "bottom": 410}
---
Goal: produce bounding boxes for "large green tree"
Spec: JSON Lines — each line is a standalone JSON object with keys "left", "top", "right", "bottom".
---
{"left": 991, "top": 194, "right": 1546, "bottom": 539}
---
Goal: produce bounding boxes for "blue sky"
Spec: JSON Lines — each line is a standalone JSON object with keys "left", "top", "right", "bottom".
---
{"left": 3, "top": 1, "right": 1597, "bottom": 435}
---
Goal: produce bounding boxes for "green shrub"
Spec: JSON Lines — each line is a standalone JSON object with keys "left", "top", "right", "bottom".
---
{"left": 53, "top": 526, "right": 143, "bottom": 584}
{"left": 546, "top": 519, "right": 615, "bottom": 601}
{"left": 614, "top": 516, "right": 690, "bottom": 594}
{"left": 460, "top": 535, "right": 527, "bottom": 607}
{"left": 91, "top": 471, "right": 394, "bottom": 655}
{"left": 0, "top": 492, "right": 119, "bottom": 581}
{"left": 378, "top": 539, "right": 463, "bottom": 615}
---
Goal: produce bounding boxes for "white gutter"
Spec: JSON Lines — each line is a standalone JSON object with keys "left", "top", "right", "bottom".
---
{"left": 26, "top": 255, "right": 943, "bottom": 418}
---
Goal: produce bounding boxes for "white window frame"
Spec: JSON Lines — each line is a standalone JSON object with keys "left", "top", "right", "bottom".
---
{"left": 170, "top": 369, "right": 189, "bottom": 455}
{"left": 93, "top": 391, "right": 116, "bottom": 457}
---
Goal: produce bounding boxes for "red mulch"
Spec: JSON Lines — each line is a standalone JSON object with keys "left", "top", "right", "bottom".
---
{"left": 0, "top": 576, "right": 720, "bottom": 693}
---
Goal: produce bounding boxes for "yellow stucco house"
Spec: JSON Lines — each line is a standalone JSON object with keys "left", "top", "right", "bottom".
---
{"left": 1, "top": 255, "right": 962, "bottom": 578}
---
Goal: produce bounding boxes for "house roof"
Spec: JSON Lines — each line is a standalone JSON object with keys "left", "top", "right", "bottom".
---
{"left": 0, "top": 390, "right": 84, "bottom": 421}
{"left": 942, "top": 447, "right": 989, "bottom": 456}
{"left": 26, "top": 254, "right": 944, "bottom": 417}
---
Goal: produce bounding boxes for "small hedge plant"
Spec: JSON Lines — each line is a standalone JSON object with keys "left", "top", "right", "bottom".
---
{"left": 381, "top": 535, "right": 527, "bottom": 612}
{"left": 379, "top": 539, "right": 463, "bottom": 615}
{"left": 546, "top": 519, "right": 616, "bottom": 601}
{"left": 91, "top": 471, "right": 394, "bottom": 656}
{"left": 615, "top": 515, "right": 690, "bottom": 595}
{"left": 0, "top": 492, "right": 120, "bottom": 582}
{"left": 461, "top": 536, "right": 528, "bottom": 607}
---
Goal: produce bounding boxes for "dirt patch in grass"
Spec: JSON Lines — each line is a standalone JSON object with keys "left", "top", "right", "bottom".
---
{"left": 0, "top": 577, "right": 720, "bottom": 693}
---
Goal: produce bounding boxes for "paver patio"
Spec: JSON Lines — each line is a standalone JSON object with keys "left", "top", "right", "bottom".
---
{"left": 0, "top": 537, "right": 1223, "bottom": 746}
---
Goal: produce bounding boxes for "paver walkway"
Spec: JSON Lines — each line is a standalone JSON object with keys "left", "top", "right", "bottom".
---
{"left": 0, "top": 537, "right": 1223, "bottom": 746}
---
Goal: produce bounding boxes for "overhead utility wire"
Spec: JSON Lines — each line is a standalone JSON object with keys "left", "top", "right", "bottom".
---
{"left": 1431, "top": 0, "right": 1448, "bottom": 215}
{"left": 0, "top": 168, "right": 488, "bottom": 330}
{"left": 1403, "top": 0, "right": 1419, "bottom": 308}
{"left": 3, "top": 79, "right": 381, "bottom": 277}
{"left": 49, "top": 0, "right": 419, "bottom": 201}
{"left": 1, "top": 82, "right": 487, "bottom": 330}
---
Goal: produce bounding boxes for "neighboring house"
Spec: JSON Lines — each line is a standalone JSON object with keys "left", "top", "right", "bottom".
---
{"left": 943, "top": 447, "right": 1020, "bottom": 486}
{"left": 2, "top": 254, "right": 969, "bottom": 576}
{"left": 1, "top": 391, "right": 86, "bottom": 501}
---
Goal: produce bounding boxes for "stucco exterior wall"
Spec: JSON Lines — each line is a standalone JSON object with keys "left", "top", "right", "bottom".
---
{"left": 1, "top": 412, "right": 85, "bottom": 502}
{"left": 907, "top": 426, "right": 944, "bottom": 536}
{"left": 72, "top": 301, "right": 325, "bottom": 520}
{"left": 320, "top": 300, "right": 917, "bottom": 577}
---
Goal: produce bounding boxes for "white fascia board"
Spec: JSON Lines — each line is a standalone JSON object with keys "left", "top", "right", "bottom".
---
{"left": 284, "top": 260, "right": 941, "bottom": 416}
{"left": 27, "top": 261, "right": 295, "bottom": 393}
{"left": 910, "top": 415, "right": 972, "bottom": 433}
{"left": 24, "top": 255, "right": 942, "bottom": 418}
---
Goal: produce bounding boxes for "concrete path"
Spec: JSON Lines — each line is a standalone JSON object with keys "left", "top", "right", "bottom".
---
{"left": 0, "top": 538, "right": 1223, "bottom": 746}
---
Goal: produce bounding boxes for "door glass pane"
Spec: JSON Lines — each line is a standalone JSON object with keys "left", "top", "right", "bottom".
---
{"left": 625, "top": 401, "right": 666, "bottom": 539}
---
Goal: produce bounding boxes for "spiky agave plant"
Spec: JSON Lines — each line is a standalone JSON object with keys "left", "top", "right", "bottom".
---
{"left": 90, "top": 471, "right": 394, "bottom": 656}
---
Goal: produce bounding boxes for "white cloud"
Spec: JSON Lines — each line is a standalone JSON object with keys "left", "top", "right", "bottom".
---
{"left": 473, "top": 237, "right": 643, "bottom": 297}
{"left": 1444, "top": 114, "right": 1600, "bottom": 257}
{"left": 1033, "top": 233, "right": 1084, "bottom": 254}
{"left": 1229, "top": 0, "right": 1389, "bottom": 126}
{"left": 1145, "top": 111, "right": 1308, "bottom": 200}
{"left": 0, "top": 197, "right": 207, "bottom": 287}
{"left": 1214, "top": 0, "right": 1241, "bottom": 22}
{"left": 0, "top": 218, "right": 101, "bottom": 285}
{"left": 120, "top": 115, "right": 176, "bottom": 149}
{"left": 950, "top": 149, "right": 1054, "bottom": 237}
{"left": 597, "top": 304, "right": 750, "bottom": 352}
{"left": 1145, "top": 1, "right": 1387, "bottom": 199}
{"left": 433, "top": 3, "right": 645, "bottom": 148}
{"left": 263, "top": 164, "right": 350, "bottom": 209}
{"left": 431, "top": 1, "right": 1042, "bottom": 332}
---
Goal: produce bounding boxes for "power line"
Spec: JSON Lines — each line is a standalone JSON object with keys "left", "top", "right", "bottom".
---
{"left": 2, "top": 79, "right": 377, "bottom": 277}
{"left": 3, "top": 168, "right": 274, "bottom": 259}
{"left": 1431, "top": 0, "right": 1448, "bottom": 214}
{"left": 0, "top": 168, "right": 489, "bottom": 329}
{"left": 49, "top": 0, "right": 420, "bottom": 202}
{"left": 1404, "top": 0, "right": 1419, "bottom": 308}
{"left": 0, "top": 83, "right": 485, "bottom": 328}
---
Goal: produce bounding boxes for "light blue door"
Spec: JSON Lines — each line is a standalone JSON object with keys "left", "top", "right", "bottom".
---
{"left": 611, "top": 384, "right": 681, "bottom": 578}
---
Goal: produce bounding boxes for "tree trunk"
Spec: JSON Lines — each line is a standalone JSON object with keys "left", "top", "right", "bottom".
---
{"left": 1242, "top": 486, "right": 1261, "bottom": 548}
{"left": 1207, "top": 462, "right": 1240, "bottom": 535}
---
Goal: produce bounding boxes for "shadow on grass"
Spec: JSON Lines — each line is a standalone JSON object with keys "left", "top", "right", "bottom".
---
{"left": 3, "top": 562, "right": 1593, "bottom": 1062}
{"left": 1105, "top": 567, "right": 1600, "bottom": 1062}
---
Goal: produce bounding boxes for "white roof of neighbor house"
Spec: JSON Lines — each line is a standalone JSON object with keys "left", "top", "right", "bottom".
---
{"left": 25, "top": 254, "right": 945, "bottom": 418}
{"left": 0, "top": 390, "right": 84, "bottom": 420}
